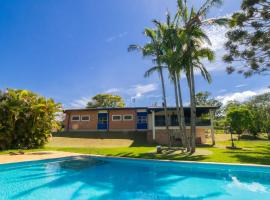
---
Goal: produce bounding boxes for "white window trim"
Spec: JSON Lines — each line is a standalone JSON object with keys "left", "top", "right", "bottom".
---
{"left": 71, "top": 115, "right": 80, "bottom": 121}
{"left": 81, "top": 115, "right": 90, "bottom": 121}
{"left": 123, "top": 114, "right": 133, "bottom": 121}
{"left": 112, "top": 115, "right": 122, "bottom": 121}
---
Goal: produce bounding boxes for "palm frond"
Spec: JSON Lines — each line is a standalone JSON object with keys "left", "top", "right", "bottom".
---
{"left": 144, "top": 66, "right": 162, "bottom": 78}
{"left": 195, "top": 62, "right": 212, "bottom": 83}
{"left": 202, "top": 17, "right": 229, "bottom": 26}
{"left": 198, "top": 0, "right": 223, "bottom": 17}
{"left": 128, "top": 44, "right": 142, "bottom": 52}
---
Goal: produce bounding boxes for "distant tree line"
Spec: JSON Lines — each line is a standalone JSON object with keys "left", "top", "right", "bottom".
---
{"left": 196, "top": 91, "right": 270, "bottom": 139}
{"left": 86, "top": 94, "right": 125, "bottom": 108}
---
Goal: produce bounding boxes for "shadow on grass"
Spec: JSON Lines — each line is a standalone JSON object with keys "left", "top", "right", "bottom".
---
{"left": 106, "top": 151, "right": 208, "bottom": 162}
{"left": 222, "top": 145, "right": 270, "bottom": 165}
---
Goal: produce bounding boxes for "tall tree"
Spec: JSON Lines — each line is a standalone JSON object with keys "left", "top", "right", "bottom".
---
{"left": 156, "top": 14, "right": 190, "bottom": 149}
{"left": 86, "top": 94, "right": 125, "bottom": 108}
{"left": 128, "top": 27, "right": 171, "bottom": 145}
{"left": 174, "top": 0, "right": 224, "bottom": 153}
{"left": 223, "top": 0, "right": 270, "bottom": 77}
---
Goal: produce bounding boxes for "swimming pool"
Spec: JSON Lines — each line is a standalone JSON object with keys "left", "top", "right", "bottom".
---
{"left": 1, "top": 156, "right": 270, "bottom": 200}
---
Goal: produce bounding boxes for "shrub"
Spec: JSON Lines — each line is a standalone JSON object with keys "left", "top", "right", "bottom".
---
{"left": 0, "top": 89, "right": 62, "bottom": 150}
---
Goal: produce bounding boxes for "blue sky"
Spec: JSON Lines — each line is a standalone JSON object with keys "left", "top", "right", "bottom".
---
{"left": 0, "top": 0, "right": 269, "bottom": 108}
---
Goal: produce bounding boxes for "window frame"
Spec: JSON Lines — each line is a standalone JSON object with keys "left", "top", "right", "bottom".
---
{"left": 137, "top": 116, "right": 147, "bottom": 124}
{"left": 81, "top": 115, "right": 90, "bottom": 121}
{"left": 112, "top": 115, "right": 122, "bottom": 121}
{"left": 71, "top": 115, "right": 80, "bottom": 121}
{"left": 123, "top": 114, "right": 133, "bottom": 121}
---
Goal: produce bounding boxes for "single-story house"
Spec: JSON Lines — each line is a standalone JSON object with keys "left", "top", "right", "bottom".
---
{"left": 63, "top": 106, "right": 218, "bottom": 145}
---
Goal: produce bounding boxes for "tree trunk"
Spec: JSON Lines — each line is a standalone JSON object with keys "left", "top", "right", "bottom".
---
{"left": 188, "top": 67, "right": 196, "bottom": 153}
{"left": 159, "top": 68, "right": 171, "bottom": 147}
{"left": 210, "top": 110, "right": 215, "bottom": 146}
{"left": 176, "top": 73, "right": 190, "bottom": 151}
{"left": 173, "top": 74, "right": 186, "bottom": 148}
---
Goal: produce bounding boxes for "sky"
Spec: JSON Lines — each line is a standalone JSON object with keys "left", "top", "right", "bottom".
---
{"left": 0, "top": 0, "right": 269, "bottom": 108}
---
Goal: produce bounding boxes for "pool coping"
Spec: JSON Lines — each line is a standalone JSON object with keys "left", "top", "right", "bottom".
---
{"left": 1, "top": 151, "right": 270, "bottom": 168}
{"left": 86, "top": 154, "right": 270, "bottom": 168}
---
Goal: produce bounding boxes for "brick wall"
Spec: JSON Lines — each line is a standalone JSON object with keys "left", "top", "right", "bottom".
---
{"left": 64, "top": 110, "right": 98, "bottom": 131}
{"left": 108, "top": 109, "right": 137, "bottom": 130}
{"left": 64, "top": 109, "right": 138, "bottom": 131}
{"left": 147, "top": 128, "right": 207, "bottom": 145}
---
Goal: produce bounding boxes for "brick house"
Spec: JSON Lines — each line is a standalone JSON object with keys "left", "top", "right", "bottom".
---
{"left": 63, "top": 106, "right": 217, "bottom": 145}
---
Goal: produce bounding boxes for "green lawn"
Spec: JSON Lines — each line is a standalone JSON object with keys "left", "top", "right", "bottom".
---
{"left": 44, "top": 139, "right": 270, "bottom": 165}
{"left": 1, "top": 136, "right": 270, "bottom": 165}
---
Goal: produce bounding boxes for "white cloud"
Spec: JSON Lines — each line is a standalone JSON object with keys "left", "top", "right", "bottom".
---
{"left": 106, "top": 32, "right": 128, "bottom": 43}
{"left": 216, "top": 88, "right": 270, "bottom": 105}
{"left": 128, "top": 83, "right": 158, "bottom": 99}
{"left": 104, "top": 88, "right": 120, "bottom": 94}
{"left": 70, "top": 96, "right": 90, "bottom": 108}
{"left": 203, "top": 25, "right": 228, "bottom": 51}
{"left": 235, "top": 84, "right": 247, "bottom": 88}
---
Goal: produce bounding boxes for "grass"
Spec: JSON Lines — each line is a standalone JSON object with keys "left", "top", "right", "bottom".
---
{"left": 1, "top": 134, "right": 270, "bottom": 165}
{"left": 44, "top": 139, "right": 270, "bottom": 165}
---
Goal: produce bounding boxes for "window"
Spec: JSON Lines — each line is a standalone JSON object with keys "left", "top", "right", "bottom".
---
{"left": 137, "top": 116, "right": 147, "bottom": 123}
{"left": 81, "top": 115, "right": 90, "bottom": 121}
{"left": 123, "top": 115, "right": 133, "bottom": 121}
{"left": 98, "top": 117, "right": 108, "bottom": 124}
{"left": 112, "top": 115, "right": 122, "bottom": 121}
{"left": 170, "top": 115, "right": 179, "bottom": 126}
{"left": 155, "top": 115, "right": 165, "bottom": 126}
{"left": 71, "top": 115, "right": 80, "bottom": 121}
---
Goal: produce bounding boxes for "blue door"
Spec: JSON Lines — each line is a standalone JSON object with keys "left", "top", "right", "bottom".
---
{"left": 136, "top": 112, "right": 148, "bottom": 130}
{"left": 97, "top": 113, "right": 108, "bottom": 130}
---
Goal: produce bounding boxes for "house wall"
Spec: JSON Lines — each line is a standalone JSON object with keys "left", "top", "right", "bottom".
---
{"left": 63, "top": 108, "right": 211, "bottom": 145}
{"left": 147, "top": 128, "right": 207, "bottom": 145}
{"left": 108, "top": 109, "right": 137, "bottom": 131}
{"left": 65, "top": 111, "right": 98, "bottom": 131}
{"left": 64, "top": 109, "right": 138, "bottom": 131}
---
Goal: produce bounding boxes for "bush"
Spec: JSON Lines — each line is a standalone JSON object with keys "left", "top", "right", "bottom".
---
{"left": 0, "top": 89, "right": 62, "bottom": 150}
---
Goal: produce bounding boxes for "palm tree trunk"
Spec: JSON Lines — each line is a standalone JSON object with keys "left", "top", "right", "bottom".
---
{"left": 176, "top": 73, "right": 190, "bottom": 151}
{"left": 173, "top": 73, "right": 186, "bottom": 148}
{"left": 159, "top": 68, "right": 171, "bottom": 147}
{"left": 189, "top": 67, "right": 196, "bottom": 153}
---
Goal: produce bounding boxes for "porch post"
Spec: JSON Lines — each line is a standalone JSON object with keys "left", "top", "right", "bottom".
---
{"left": 152, "top": 111, "right": 156, "bottom": 141}
{"left": 210, "top": 109, "right": 215, "bottom": 146}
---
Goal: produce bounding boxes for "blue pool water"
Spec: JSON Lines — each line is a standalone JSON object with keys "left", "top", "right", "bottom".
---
{"left": 1, "top": 156, "right": 270, "bottom": 200}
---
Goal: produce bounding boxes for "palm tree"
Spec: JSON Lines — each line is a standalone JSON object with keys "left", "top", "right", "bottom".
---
{"left": 128, "top": 27, "right": 171, "bottom": 146}
{"left": 153, "top": 15, "right": 190, "bottom": 149}
{"left": 174, "top": 0, "right": 222, "bottom": 152}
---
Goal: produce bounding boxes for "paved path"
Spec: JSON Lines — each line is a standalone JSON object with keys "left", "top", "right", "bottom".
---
{"left": 0, "top": 151, "right": 82, "bottom": 164}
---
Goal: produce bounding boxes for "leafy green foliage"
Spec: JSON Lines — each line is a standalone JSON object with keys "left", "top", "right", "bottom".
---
{"left": 86, "top": 94, "right": 125, "bottom": 108}
{"left": 195, "top": 91, "right": 221, "bottom": 106}
{"left": 226, "top": 105, "right": 253, "bottom": 135}
{"left": 0, "top": 89, "right": 62, "bottom": 150}
{"left": 246, "top": 92, "right": 270, "bottom": 137}
{"left": 223, "top": 0, "right": 270, "bottom": 77}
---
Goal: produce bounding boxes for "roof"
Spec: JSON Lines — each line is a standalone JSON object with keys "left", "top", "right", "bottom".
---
{"left": 64, "top": 107, "right": 148, "bottom": 112}
{"left": 64, "top": 106, "right": 219, "bottom": 113}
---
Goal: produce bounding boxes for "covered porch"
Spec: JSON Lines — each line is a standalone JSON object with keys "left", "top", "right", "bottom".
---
{"left": 147, "top": 106, "right": 217, "bottom": 145}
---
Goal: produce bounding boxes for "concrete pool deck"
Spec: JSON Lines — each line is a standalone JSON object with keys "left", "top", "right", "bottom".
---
{"left": 0, "top": 151, "right": 82, "bottom": 164}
